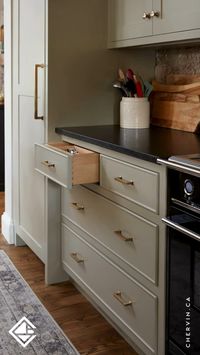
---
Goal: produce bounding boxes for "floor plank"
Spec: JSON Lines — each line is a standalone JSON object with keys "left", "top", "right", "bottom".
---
{"left": 0, "top": 193, "right": 137, "bottom": 354}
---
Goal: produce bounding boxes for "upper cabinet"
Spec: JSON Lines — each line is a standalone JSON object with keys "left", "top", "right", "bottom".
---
{"left": 108, "top": 0, "right": 200, "bottom": 48}
{"left": 108, "top": 0, "right": 153, "bottom": 42}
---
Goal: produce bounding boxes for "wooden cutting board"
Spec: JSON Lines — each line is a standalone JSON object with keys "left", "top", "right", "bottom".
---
{"left": 151, "top": 75, "right": 200, "bottom": 133}
{"left": 166, "top": 74, "right": 200, "bottom": 84}
{"left": 151, "top": 99, "right": 200, "bottom": 132}
{"left": 152, "top": 80, "right": 200, "bottom": 95}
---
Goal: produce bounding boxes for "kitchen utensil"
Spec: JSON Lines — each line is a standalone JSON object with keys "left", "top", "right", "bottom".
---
{"left": 118, "top": 68, "right": 126, "bottom": 83}
{"left": 113, "top": 81, "right": 129, "bottom": 97}
{"left": 125, "top": 69, "right": 137, "bottom": 97}
{"left": 125, "top": 79, "right": 136, "bottom": 97}
{"left": 126, "top": 69, "right": 144, "bottom": 97}
{"left": 133, "top": 75, "right": 143, "bottom": 97}
{"left": 126, "top": 68, "right": 134, "bottom": 80}
{"left": 143, "top": 80, "right": 153, "bottom": 97}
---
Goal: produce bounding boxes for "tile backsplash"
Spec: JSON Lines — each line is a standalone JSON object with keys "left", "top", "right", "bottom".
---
{"left": 155, "top": 46, "right": 200, "bottom": 83}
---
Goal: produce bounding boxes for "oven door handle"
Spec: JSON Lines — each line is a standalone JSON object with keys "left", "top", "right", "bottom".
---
{"left": 162, "top": 217, "right": 200, "bottom": 242}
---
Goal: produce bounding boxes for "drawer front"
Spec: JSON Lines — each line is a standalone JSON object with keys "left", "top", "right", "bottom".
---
{"left": 35, "top": 144, "right": 72, "bottom": 188}
{"left": 62, "top": 186, "right": 158, "bottom": 284}
{"left": 100, "top": 155, "right": 159, "bottom": 213}
{"left": 35, "top": 142, "right": 99, "bottom": 188}
{"left": 62, "top": 224, "right": 157, "bottom": 354}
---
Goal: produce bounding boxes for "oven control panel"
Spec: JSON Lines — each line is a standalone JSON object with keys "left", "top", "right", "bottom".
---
{"left": 168, "top": 169, "right": 200, "bottom": 210}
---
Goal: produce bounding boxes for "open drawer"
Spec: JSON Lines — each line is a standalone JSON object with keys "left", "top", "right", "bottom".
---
{"left": 35, "top": 142, "right": 99, "bottom": 188}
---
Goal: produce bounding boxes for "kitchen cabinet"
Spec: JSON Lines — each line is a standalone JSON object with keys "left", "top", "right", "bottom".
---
{"left": 9, "top": 0, "right": 155, "bottom": 261}
{"left": 8, "top": 1, "right": 157, "bottom": 351}
{"left": 108, "top": 0, "right": 200, "bottom": 48}
{"left": 108, "top": 0, "right": 153, "bottom": 42}
{"left": 62, "top": 222, "right": 157, "bottom": 354}
{"left": 12, "top": 0, "right": 47, "bottom": 261}
{"left": 36, "top": 135, "right": 167, "bottom": 355}
{"left": 61, "top": 143, "right": 166, "bottom": 355}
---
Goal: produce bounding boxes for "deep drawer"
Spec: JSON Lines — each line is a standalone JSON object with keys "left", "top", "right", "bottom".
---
{"left": 35, "top": 142, "right": 99, "bottom": 188}
{"left": 62, "top": 185, "right": 158, "bottom": 284}
{"left": 62, "top": 224, "right": 157, "bottom": 354}
{"left": 100, "top": 155, "right": 159, "bottom": 213}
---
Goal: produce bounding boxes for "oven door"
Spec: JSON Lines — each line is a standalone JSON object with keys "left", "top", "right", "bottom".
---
{"left": 163, "top": 207, "right": 200, "bottom": 355}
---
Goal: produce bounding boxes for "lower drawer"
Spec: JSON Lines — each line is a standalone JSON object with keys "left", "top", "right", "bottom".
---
{"left": 62, "top": 224, "right": 157, "bottom": 354}
{"left": 62, "top": 186, "right": 158, "bottom": 284}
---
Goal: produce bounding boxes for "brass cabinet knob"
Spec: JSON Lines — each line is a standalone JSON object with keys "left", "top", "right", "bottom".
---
{"left": 150, "top": 10, "right": 160, "bottom": 18}
{"left": 142, "top": 12, "right": 151, "bottom": 19}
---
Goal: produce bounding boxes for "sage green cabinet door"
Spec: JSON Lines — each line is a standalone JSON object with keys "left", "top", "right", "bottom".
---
{"left": 153, "top": 0, "right": 200, "bottom": 34}
{"left": 108, "top": 0, "right": 153, "bottom": 42}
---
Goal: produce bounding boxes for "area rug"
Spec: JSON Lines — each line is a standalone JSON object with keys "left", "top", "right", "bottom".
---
{"left": 0, "top": 250, "right": 79, "bottom": 355}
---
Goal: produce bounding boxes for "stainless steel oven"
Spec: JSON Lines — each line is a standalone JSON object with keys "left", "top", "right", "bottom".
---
{"left": 158, "top": 155, "right": 200, "bottom": 355}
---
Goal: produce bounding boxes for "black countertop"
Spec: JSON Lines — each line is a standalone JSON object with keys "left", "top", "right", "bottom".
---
{"left": 55, "top": 125, "right": 200, "bottom": 163}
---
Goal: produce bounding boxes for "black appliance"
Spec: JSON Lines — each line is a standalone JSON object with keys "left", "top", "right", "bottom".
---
{"left": 158, "top": 155, "right": 200, "bottom": 355}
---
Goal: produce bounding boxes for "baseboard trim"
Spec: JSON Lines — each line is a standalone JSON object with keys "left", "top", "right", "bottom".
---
{"left": 1, "top": 212, "right": 15, "bottom": 244}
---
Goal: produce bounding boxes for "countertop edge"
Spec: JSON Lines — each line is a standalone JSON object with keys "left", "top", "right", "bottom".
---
{"left": 55, "top": 127, "right": 159, "bottom": 164}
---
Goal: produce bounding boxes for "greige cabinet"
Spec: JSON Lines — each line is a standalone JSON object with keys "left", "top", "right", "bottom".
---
{"left": 34, "top": 134, "right": 167, "bottom": 354}
{"left": 108, "top": 0, "right": 200, "bottom": 48}
{"left": 108, "top": 0, "right": 153, "bottom": 42}
{"left": 12, "top": 0, "right": 47, "bottom": 261}
{"left": 58, "top": 137, "right": 167, "bottom": 355}
{"left": 154, "top": 0, "right": 200, "bottom": 35}
{"left": 10, "top": 0, "right": 136, "bottom": 261}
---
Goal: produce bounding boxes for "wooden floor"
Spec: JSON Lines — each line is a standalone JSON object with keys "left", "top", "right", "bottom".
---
{"left": 0, "top": 193, "right": 137, "bottom": 355}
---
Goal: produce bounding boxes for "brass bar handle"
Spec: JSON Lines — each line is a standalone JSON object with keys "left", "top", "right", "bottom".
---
{"left": 113, "top": 291, "right": 133, "bottom": 307}
{"left": 34, "top": 64, "right": 45, "bottom": 120}
{"left": 114, "top": 230, "right": 133, "bottom": 242}
{"left": 41, "top": 160, "right": 55, "bottom": 168}
{"left": 71, "top": 202, "right": 85, "bottom": 211}
{"left": 70, "top": 252, "right": 84, "bottom": 263}
{"left": 114, "top": 176, "right": 134, "bottom": 186}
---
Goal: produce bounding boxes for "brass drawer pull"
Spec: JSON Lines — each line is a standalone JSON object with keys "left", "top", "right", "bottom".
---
{"left": 114, "top": 230, "right": 133, "bottom": 242}
{"left": 70, "top": 252, "right": 84, "bottom": 263}
{"left": 41, "top": 160, "right": 55, "bottom": 168}
{"left": 34, "top": 64, "right": 45, "bottom": 120}
{"left": 114, "top": 176, "right": 134, "bottom": 186}
{"left": 113, "top": 291, "right": 133, "bottom": 307}
{"left": 71, "top": 202, "right": 85, "bottom": 211}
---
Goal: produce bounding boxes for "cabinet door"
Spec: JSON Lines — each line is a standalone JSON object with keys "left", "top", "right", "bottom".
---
{"left": 153, "top": 0, "right": 200, "bottom": 34}
{"left": 108, "top": 0, "right": 153, "bottom": 42}
{"left": 13, "top": 0, "right": 47, "bottom": 261}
